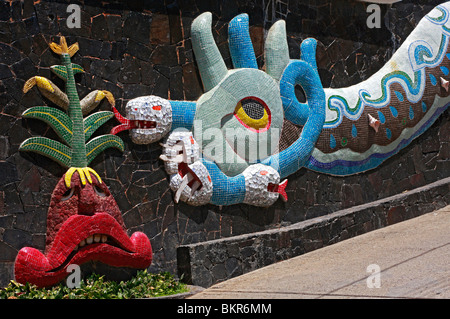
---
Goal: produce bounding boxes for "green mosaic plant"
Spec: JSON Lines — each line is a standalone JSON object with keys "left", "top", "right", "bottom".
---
{"left": 20, "top": 36, "right": 124, "bottom": 174}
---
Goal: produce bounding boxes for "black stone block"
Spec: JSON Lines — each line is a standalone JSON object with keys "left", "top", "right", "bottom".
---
{"left": 151, "top": 45, "right": 178, "bottom": 67}
{"left": 123, "top": 11, "right": 152, "bottom": 45}
{"left": 24, "top": 16, "right": 40, "bottom": 36}
{"left": 0, "top": 161, "right": 18, "bottom": 187}
{"left": 0, "top": 63, "right": 12, "bottom": 80}
{"left": 106, "top": 15, "right": 123, "bottom": 41}
{"left": 90, "top": 59, "right": 121, "bottom": 82}
{"left": 119, "top": 55, "right": 141, "bottom": 84}
{"left": 0, "top": 43, "right": 22, "bottom": 65}
{"left": 11, "top": 58, "right": 36, "bottom": 80}
{"left": 3, "top": 228, "right": 32, "bottom": 250}
{"left": 91, "top": 14, "right": 109, "bottom": 41}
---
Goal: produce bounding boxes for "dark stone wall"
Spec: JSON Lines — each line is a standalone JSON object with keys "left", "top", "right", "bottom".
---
{"left": 179, "top": 178, "right": 450, "bottom": 288}
{"left": 0, "top": 0, "right": 448, "bottom": 287}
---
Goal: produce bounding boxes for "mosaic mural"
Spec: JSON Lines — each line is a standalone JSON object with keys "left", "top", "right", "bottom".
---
{"left": 112, "top": 3, "right": 450, "bottom": 207}
{"left": 5, "top": 1, "right": 449, "bottom": 287}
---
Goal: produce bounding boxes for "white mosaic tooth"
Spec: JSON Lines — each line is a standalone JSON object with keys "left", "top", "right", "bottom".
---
{"left": 175, "top": 174, "right": 190, "bottom": 203}
{"left": 159, "top": 154, "right": 170, "bottom": 161}
{"left": 368, "top": 113, "right": 380, "bottom": 133}
{"left": 441, "top": 77, "right": 449, "bottom": 91}
{"left": 186, "top": 161, "right": 213, "bottom": 206}
{"left": 161, "top": 131, "right": 201, "bottom": 175}
{"left": 169, "top": 160, "right": 213, "bottom": 206}
{"left": 190, "top": 181, "right": 201, "bottom": 196}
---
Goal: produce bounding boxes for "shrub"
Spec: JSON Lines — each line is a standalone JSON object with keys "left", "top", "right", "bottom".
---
{"left": 0, "top": 270, "right": 187, "bottom": 299}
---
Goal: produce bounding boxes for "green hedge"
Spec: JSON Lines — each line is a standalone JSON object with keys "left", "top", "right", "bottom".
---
{"left": 0, "top": 270, "right": 188, "bottom": 299}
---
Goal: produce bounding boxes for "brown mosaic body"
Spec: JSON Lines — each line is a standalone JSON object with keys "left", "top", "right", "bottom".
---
{"left": 315, "top": 48, "right": 450, "bottom": 154}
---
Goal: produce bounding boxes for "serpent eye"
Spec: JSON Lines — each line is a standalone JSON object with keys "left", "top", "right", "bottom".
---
{"left": 234, "top": 96, "right": 271, "bottom": 132}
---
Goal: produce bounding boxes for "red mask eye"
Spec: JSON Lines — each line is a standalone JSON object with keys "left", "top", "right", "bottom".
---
{"left": 61, "top": 188, "right": 74, "bottom": 201}
{"left": 94, "top": 185, "right": 106, "bottom": 197}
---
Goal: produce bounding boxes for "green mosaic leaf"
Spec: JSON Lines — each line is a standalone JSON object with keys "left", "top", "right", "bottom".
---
{"left": 50, "top": 65, "right": 68, "bottom": 81}
{"left": 20, "top": 136, "right": 72, "bottom": 168}
{"left": 22, "top": 106, "right": 73, "bottom": 145}
{"left": 83, "top": 111, "right": 114, "bottom": 142}
{"left": 85, "top": 134, "right": 124, "bottom": 165}
{"left": 71, "top": 63, "right": 84, "bottom": 75}
{"left": 22, "top": 37, "right": 117, "bottom": 170}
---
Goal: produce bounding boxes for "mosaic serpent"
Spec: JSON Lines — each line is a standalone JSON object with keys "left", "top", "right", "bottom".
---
{"left": 109, "top": 3, "right": 450, "bottom": 207}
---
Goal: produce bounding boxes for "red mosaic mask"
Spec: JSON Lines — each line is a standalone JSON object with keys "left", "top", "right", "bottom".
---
{"left": 14, "top": 170, "right": 152, "bottom": 288}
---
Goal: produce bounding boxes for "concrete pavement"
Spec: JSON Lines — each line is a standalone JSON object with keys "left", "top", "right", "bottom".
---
{"left": 189, "top": 205, "right": 450, "bottom": 299}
